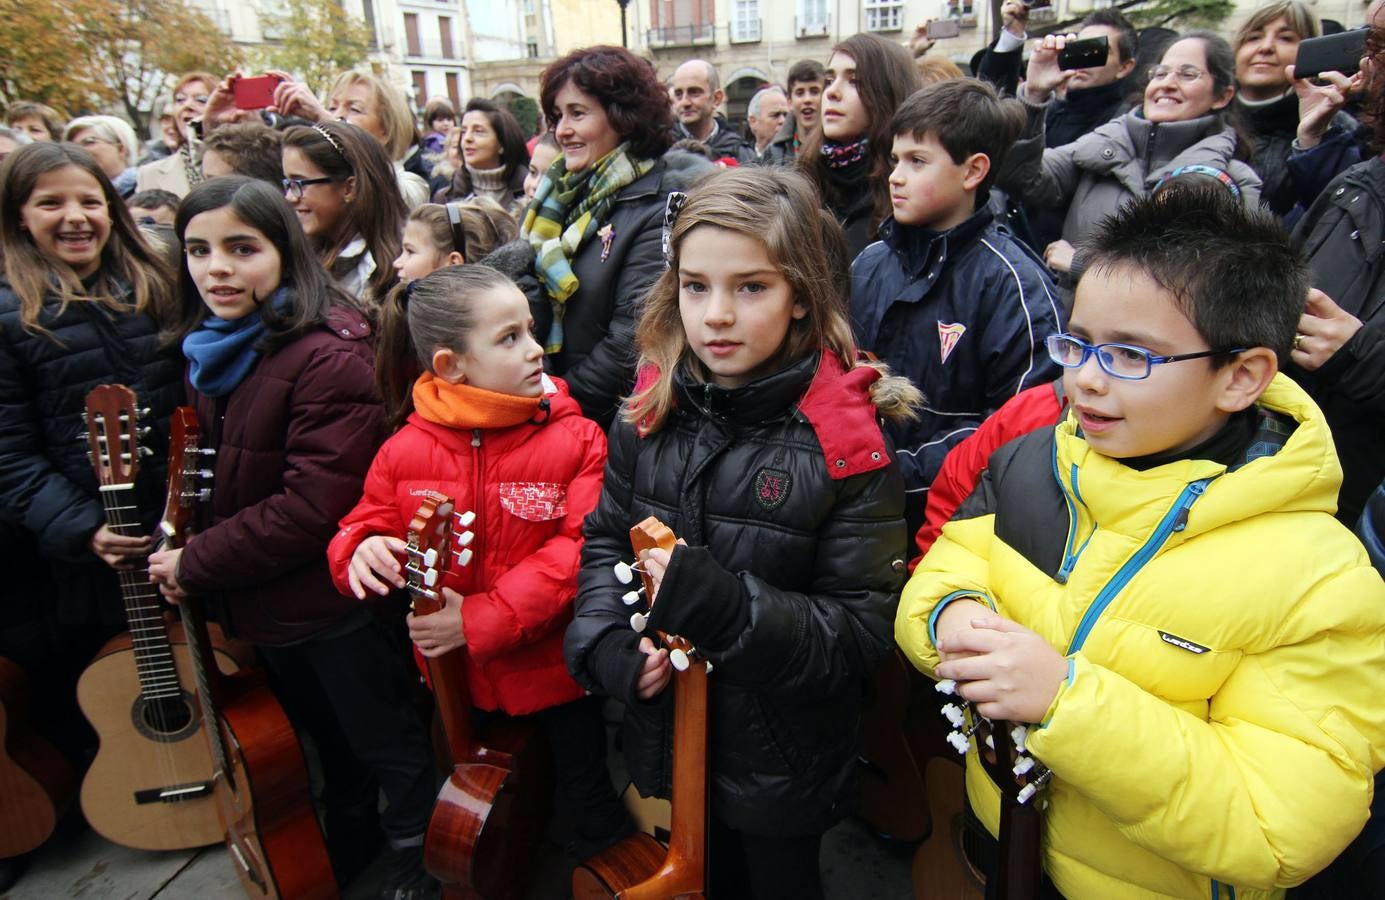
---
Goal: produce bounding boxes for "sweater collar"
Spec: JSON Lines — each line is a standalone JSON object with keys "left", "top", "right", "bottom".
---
{"left": 412, "top": 371, "right": 549, "bottom": 430}
{"left": 1236, "top": 90, "right": 1299, "bottom": 135}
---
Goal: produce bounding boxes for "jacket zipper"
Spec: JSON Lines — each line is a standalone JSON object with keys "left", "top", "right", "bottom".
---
{"left": 1053, "top": 447, "right": 1096, "bottom": 583}
{"left": 468, "top": 428, "right": 483, "bottom": 594}
{"left": 1065, "top": 477, "right": 1213, "bottom": 655}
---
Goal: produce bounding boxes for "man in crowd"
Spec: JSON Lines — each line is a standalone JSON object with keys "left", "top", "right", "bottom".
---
{"left": 745, "top": 86, "right": 790, "bottom": 161}
{"left": 670, "top": 59, "right": 756, "bottom": 163}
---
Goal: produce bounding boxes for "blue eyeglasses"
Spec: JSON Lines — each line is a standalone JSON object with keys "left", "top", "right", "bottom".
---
{"left": 1045, "top": 333, "right": 1245, "bottom": 381}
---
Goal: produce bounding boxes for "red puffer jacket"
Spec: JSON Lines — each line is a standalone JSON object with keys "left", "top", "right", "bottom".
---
{"left": 327, "top": 376, "right": 605, "bottom": 715}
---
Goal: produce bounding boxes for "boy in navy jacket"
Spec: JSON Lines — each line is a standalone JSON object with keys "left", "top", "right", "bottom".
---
{"left": 850, "top": 78, "right": 1063, "bottom": 533}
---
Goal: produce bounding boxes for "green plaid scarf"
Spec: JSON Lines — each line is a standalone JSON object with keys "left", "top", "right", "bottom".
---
{"left": 521, "top": 143, "right": 654, "bottom": 353}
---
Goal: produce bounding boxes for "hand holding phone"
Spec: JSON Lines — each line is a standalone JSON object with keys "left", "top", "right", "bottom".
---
{"left": 232, "top": 74, "right": 285, "bottom": 110}
{"left": 926, "top": 19, "right": 962, "bottom": 39}
{"left": 1058, "top": 35, "right": 1109, "bottom": 71}
{"left": 1293, "top": 29, "right": 1368, "bottom": 81}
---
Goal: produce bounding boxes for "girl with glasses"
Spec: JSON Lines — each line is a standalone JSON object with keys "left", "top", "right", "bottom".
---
{"left": 1001, "top": 32, "right": 1260, "bottom": 284}
{"left": 280, "top": 121, "right": 405, "bottom": 308}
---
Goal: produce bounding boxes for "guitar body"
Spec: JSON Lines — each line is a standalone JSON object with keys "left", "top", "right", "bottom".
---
{"left": 77, "top": 624, "right": 242, "bottom": 850}
{"left": 0, "top": 657, "right": 75, "bottom": 858}
{"left": 912, "top": 754, "right": 984, "bottom": 900}
{"left": 213, "top": 668, "right": 337, "bottom": 900}
{"left": 859, "top": 649, "right": 930, "bottom": 842}
{"left": 570, "top": 831, "right": 674, "bottom": 900}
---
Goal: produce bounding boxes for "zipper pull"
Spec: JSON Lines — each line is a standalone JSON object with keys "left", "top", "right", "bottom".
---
{"left": 1173, "top": 480, "right": 1209, "bottom": 532}
{"left": 471, "top": 428, "right": 481, "bottom": 448}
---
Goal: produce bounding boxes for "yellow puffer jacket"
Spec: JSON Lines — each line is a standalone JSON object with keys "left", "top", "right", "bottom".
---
{"left": 897, "top": 375, "right": 1385, "bottom": 899}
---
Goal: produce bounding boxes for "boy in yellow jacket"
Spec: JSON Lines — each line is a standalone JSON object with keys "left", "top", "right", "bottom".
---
{"left": 897, "top": 185, "right": 1385, "bottom": 899}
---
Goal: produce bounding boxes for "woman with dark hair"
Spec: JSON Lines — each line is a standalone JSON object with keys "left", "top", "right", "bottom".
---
{"left": 280, "top": 120, "right": 406, "bottom": 307}
{"left": 1003, "top": 31, "right": 1261, "bottom": 278}
{"left": 796, "top": 33, "right": 921, "bottom": 261}
{"left": 0, "top": 141, "right": 182, "bottom": 771}
{"left": 523, "top": 44, "right": 710, "bottom": 427}
{"left": 147, "top": 176, "right": 437, "bottom": 896}
{"left": 436, "top": 98, "right": 530, "bottom": 212}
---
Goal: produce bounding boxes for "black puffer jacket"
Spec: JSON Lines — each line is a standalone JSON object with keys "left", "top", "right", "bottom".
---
{"left": 541, "top": 150, "right": 713, "bottom": 428}
{"left": 1291, "top": 156, "right": 1385, "bottom": 523}
{"left": 1240, "top": 92, "right": 1358, "bottom": 217}
{"left": 0, "top": 277, "right": 182, "bottom": 621}
{"left": 564, "top": 351, "right": 909, "bottom": 836}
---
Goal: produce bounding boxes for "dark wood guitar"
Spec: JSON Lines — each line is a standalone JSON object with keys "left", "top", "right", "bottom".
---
{"left": 77, "top": 384, "right": 244, "bottom": 851}
{"left": 0, "top": 656, "right": 75, "bottom": 858}
{"left": 914, "top": 678, "right": 1049, "bottom": 900}
{"left": 573, "top": 516, "right": 709, "bottom": 900}
{"left": 165, "top": 406, "right": 336, "bottom": 900}
{"left": 858, "top": 649, "right": 930, "bottom": 842}
{"left": 406, "top": 492, "right": 550, "bottom": 900}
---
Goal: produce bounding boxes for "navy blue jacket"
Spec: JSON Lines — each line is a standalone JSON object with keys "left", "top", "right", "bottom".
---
{"left": 849, "top": 204, "right": 1063, "bottom": 524}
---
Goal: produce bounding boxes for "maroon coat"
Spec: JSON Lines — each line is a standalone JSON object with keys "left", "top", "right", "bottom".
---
{"left": 178, "top": 307, "right": 385, "bottom": 645}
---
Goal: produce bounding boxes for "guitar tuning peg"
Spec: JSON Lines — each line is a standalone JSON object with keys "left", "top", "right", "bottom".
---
{"left": 139, "top": 446, "right": 154, "bottom": 457}
{"left": 1013, "top": 756, "right": 1036, "bottom": 777}
{"left": 941, "top": 703, "right": 964, "bottom": 728}
{"left": 935, "top": 679, "right": 957, "bottom": 696}
{"left": 630, "top": 611, "right": 648, "bottom": 633}
{"left": 76, "top": 431, "right": 90, "bottom": 441}
{"left": 198, "top": 468, "right": 215, "bottom": 480}
{"left": 140, "top": 407, "right": 151, "bottom": 417}
{"left": 137, "top": 426, "right": 152, "bottom": 437}
{"left": 1017, "top": 783, "right": 1038, "bottom": 805}
{"left": 455, "top": 510, "right": 476, "bottom": 527}
{"left": 197, "top": 488, "right": 212, "bottom": 502}
{"left": 199, "top": 447, "right": 217, "bottom": 457}
{"left": 1010, "top": 725, "right": 1028, "bottom": 753}
{"left": 614, "top": 561, "right": 635, "bottom": 585}
{"left": 985, "top": 734, "right": 995, "bottom": 750}
{"left": 453, "top": 547, "right": 473, "bottom": 567}
{"left": 421, "top": 547, "right": 438, "bottom": 568}
{"left": 669, "top": 648, "right": 690, "bottom": 672}
{"left": 621, "top": 586, "right": 644, "bottom": 605}
{"left": 457, "top": 530, "right": 474, "bottom": 547}
{"left": 704, "top": 660, "right": 713, "bottom": 675}
{"left": 946, "top": 731, "right": 970, "bottom": 755}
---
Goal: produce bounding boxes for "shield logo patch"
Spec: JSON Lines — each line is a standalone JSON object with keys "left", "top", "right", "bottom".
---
{"left": 753, "top": 467, "right": 792, "bottom": 511}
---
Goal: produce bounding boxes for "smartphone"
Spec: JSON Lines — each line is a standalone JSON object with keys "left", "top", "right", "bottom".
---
{"left": 1294, "top": 28, "right": 1368, "bottom": 80}
{"left": 1024, "top": 0, "right": 1052, "bottom": 9}
{"left": 926, "top": 19, "right": 962, "bottom": 39}
{"left": 232, "top": 74, "right": 284, "bottom": 110}
{"left": 1058, "top": 35, "right": 1109, "bottom": 70}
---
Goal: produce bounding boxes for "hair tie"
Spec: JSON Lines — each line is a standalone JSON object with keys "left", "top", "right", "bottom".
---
{"left": 312, "top": 123, "right": 349, "bottom": 161}
{"left": 1156, "top": 165, "right": 1241, "bottom": 201}
{"left": 661, "top": 191, "right": 688, "bottom": 269}
{"left": 445, "top": 202, "right": 469, "bottom": 260}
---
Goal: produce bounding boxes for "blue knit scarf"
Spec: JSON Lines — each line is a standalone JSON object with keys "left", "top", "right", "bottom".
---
{"left": 183, "top": 289, "right": 289, "bottom": 397}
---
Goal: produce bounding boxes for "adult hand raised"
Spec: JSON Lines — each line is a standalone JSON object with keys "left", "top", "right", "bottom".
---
{"left": 1289, "top": 64, "right": 1362, "bottom": 149}
{"left": 1292, "top": 288, "right": 1363, "bottom": 371}
{"left": 1024, "top": 33, "right": 1079, "bottom": 104}
{"left": 269, "top": 72, "right": 330, "bottom": 124}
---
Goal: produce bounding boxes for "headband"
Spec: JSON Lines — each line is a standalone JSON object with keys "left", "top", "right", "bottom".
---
{"left": 312, "top": 123, "right": 348, "bottom": 161}
{"left": 661, "top": 191, "right": 688, "bottom": 269}
{"left": 445, "top": 202, "right": 468, "bottom": 260}
{"left": 1155, "top": 165, "right": 1242, "bottom": 202}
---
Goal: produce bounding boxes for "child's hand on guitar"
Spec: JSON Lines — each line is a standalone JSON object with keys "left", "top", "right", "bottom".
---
{"left": 935, "top": 614, "right": 1068, "bottom": 723}
{"left": 635, "top": 636, "right": 672, "bottom": 700}
{"left": 932, "top": 597, "right": 990, "bottom": 662}
{"left": 637, "top": 539, "right": 687, "bottom": 603}
{"left": 408, "top": 587, "right": 466, "bottom": 657}
{"left": 147, "top": 547, "right": 188, "bottom": 604}
{"left": 91, "top": 524, "right": 152, "bottom": 570}
{"left": 348, "top": 535, "right": 409, "bottom": 598}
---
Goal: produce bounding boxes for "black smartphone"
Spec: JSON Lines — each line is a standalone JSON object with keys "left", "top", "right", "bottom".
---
{"left": 1058, "top": 35, "right": 1109, "bottom": 70}
{"left": 1294, "top": 28, "right": 1368, "bottom": 80}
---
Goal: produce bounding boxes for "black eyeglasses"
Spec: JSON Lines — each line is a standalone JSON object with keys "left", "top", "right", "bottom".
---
{"left": 1045, "top": 333, "right": 1245, "bottom": 381}
{"left": 282, "top": 176, "right": 339, "bottom": 201}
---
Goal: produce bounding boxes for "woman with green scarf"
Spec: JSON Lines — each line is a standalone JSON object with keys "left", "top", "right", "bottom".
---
{"left": 523, "top": 45, "right": 708, "bottom": 428}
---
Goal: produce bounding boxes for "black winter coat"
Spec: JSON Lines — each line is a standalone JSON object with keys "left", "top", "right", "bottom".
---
{"left": 1241, "top": 92, "right": 1358, "bottom": 218}
{"left": 564, "top": 352, "right": 907, "bottom": 836}
{"left": 177, "top": 306, "right": 386, "bottom": 645}
{"left": 542, "top": 150, "right": 712, "bottom": 428}
{"left": 0, "top": 278, "right": 182, "bottom": 623}
{"left": 1292, "top": 156, "right": 1385, "bottom": 523}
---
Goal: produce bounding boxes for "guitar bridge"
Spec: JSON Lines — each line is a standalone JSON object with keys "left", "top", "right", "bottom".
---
{"left": 133, "top": 781, "right": 213, "bottom": 804}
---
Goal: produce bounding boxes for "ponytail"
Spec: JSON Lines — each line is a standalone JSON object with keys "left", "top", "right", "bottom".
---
{"left": 375, "top": 281, "right": 421, "bottom": 431}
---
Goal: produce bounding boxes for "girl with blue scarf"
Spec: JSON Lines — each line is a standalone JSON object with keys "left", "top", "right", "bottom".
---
{"left": 146, "top": 177, "right": 439, "bottom": 896}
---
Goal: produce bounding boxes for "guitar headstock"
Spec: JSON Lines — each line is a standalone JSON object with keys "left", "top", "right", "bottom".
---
{"left": 405, "top": 492, "right": 477, "bottom": 617}
{"left": 84, "top": 384, "right": 148, "bottom": 486}
{"left": 159, "top": 407, "right": 214, "bottom": 547}
{"left": 934, "top": 681, "right": 1050, "bottom": 805}
{"left": 614, "top": 516, "right": 708, "bottom": 673}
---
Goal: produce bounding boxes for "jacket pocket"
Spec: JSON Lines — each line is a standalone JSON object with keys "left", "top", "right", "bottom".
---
{"left": 498, "top": 482, "right": 568, "bottom": 521}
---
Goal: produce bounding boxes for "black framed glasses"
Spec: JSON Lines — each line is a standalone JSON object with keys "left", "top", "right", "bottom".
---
{"left": 282, "top": 176, "right": 339, "bottom": 201}
{"left": 1045, "top": 334, "right": 1245, "bottom": 381}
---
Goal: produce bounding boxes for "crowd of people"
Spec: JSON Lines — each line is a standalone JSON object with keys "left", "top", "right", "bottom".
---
{"left": 3, "top": 1, "right": 1385, "bottom": 897}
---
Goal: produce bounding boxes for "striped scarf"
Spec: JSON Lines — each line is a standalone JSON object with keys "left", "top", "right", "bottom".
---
{"left": 521, "top": 143, "right": 654, "bottom": 353}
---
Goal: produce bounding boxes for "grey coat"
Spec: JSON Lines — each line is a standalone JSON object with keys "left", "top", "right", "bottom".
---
{"left": 1002, "top": 103, "right": 1262, "bottom": 245}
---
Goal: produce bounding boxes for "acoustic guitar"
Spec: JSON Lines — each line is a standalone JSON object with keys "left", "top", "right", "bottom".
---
{"left": 77, "top": 384, "right": 244, "bottom": 851}
{"left": 0, "top": 656, "right": 75, "bottom": 858}
{"left": 406, "top": 491, "right": 550, "bottom": 900}
{"left": 858, "top": 649, "right": 930, "bottom": 843}
{"left": 572, "top": 516, "right": 709, "bottom": 900}
{"left": 165, "top": 406, "right": 336, "bottom": 900}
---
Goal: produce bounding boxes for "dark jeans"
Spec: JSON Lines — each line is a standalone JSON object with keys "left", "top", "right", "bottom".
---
{"left": 535, "top": 694, "right": 628, "bottom": 846}
{"left": 257, "top": 617, "right": 437, "bottom": 859}
{"left": 707, "top": 813, "right": 824, "bottom": 900}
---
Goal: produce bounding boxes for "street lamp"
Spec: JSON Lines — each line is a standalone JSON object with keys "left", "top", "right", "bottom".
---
{"left": 615, "top": 0, "right": 631, "bottom": 47}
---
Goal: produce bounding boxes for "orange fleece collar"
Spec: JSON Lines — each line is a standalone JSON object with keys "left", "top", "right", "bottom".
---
{"left": 412, "top": 372, "right": 544, "bottom": 430}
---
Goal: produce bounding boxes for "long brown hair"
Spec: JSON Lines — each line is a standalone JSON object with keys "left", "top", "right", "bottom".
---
{"left": 442, "top": 99, "right": 530, "bottom": 202}
{"left": 281, "top": 121, "right": 405, "bottom": 306}
{"left": 627, "top": 167, "right": 858, "bottom": 435}
{"left": 0, "top": 142, "right": 174, "bottom": 336}
{"left": 797, "top": 33, "right": 920, "bottom": 240}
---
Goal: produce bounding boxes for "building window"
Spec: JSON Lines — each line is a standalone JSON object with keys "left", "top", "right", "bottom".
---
{"left": 864, "top": 0, "right": 903, "bottom": 32}
{"left": 946, "top": 0, "right": 977, "bottom": 25}
{"left": 731, "top": 0, "right": 760, "bottom": 42}
{"left": 445, "top": 73, "right": 460, "bottom": 112}
{"left": 404, "top": 12, "right": 421, "bottom": 57}
{"left": 438, "top": 15, "right": 454, "bottom": 59}
{"left": 527, "top": 38, "right": 539, "bottom": 57}
{"left": 796, "top": 0, "right": 828, "bottom": 37}
{"left": 411, "top": 71, "right": 428, "bottom": 106}
{"left": 647, "top": 0, "right": 715, "bottom": 46}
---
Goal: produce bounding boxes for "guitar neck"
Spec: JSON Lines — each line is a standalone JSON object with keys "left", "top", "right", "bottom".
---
{"left": 99, "top": 482, "right": 181, "bottom": 702}
{"left": 178, "top": 591, "right": 232, "bottom": 780}
{"left": 425, "top": 640, "right": 476, "bottom": 765}
{"left": 665, "top": 656, "right": 709, "bottom": 874}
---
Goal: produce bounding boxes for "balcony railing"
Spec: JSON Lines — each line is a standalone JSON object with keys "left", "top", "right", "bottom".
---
{"left": 645, "top": 23, "right": 716, "bottom": 47}
{"left": 795, "top": 14, "right": 830, "bottom": 37}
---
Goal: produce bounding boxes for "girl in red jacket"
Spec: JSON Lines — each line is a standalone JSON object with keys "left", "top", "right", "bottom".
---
{"left": 327, "top": 264, "right": 632, "bottom": 860}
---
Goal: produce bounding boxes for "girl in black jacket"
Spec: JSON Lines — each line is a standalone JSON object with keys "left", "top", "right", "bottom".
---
{"left": 564, "top": 168, "right": 920, "bottom": 899}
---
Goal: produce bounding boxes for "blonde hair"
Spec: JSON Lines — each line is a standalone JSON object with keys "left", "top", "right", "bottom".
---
{"left": 916, "top": 56, "right": 964, "bottom": 84}
{"left": 64, "top": 115, "right": 140, "bottom": 166}
{"left": 406, "top": 199, "right": 517, "bottom": 262}
{"left": 1234, "top": 0, "right": 1320, "bottom": 49}
{"left": 328, "top": 69, "right": 418, "bottom": 161}
{"left": 626, "top": 167, "right": 859, "bottom": 435}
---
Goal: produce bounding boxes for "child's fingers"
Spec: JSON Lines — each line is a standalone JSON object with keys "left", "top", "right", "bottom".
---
{"left": 351, "top": 559, "right": 392, "bottom": 596}
{"left": 937, "top": 626, "right": 1004, "bottom": 655}
{"left": 970, "top": 614, "right": 1028, "bottom": 634}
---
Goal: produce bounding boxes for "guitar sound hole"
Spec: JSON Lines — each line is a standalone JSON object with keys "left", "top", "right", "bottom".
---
{"left": 131, "top": 692, "right": 200, "bottom": 742}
